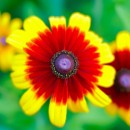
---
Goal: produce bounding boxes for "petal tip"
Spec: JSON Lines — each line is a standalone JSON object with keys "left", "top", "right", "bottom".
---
{"left": 49, "top": 100, "right": 67, "bottom": 127}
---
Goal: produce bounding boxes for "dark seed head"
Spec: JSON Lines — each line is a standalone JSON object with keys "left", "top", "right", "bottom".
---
{"left": 115, "top": 68, "right": 130, "bottom": 92}
{"left": 51, "top": 50, "right": 78, "bottom": 79}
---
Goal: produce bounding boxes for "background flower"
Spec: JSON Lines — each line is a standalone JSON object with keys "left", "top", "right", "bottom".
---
{"left": 100, "top": 31, "right": 130, "bottom": 126}
{"left": 0, "top": 12, "right": 22, "bottom": 72}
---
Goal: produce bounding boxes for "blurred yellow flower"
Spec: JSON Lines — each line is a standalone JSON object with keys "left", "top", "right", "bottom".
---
{"left": 100, "top": 31, "right": 130, "bottom": 125}
{"left": 0, "top": 12, "right": 22, "bottom": 72}
{"left": 7, "top": 12, "right": 115, "bottom": 127}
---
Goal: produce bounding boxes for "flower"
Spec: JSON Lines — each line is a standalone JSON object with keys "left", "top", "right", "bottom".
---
{"left": 100, "top": 31, "right": 130, "bottom": 125}
{"left": 7, "top": 12, "right": 115, "bottom": 127}
{"left": 0, "top": 12, "right": 22, "bottom": 71}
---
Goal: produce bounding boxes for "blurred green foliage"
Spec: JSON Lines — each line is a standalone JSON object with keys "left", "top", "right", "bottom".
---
{"left": 0, "top": 0, "right": 130, "bottom": 130}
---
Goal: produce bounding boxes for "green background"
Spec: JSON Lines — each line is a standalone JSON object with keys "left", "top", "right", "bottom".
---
{"left": 0, "top": 0, "right": 130, "bottom": 130}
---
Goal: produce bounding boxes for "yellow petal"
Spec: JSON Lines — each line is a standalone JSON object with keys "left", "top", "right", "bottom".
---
{"left": 85, "top": 31, "right": 103, "bottom": 46}
{"left": 97, "top": 43, "right": 115, "bottom": 64}
{"left": 10, "top": 18, "right": 22, "bottom": 31}
{"left": 0, "top": 46, "right": 14, "bottom": 71}
{"left": 118, "top": 107, "right": 130, "bottom": 125}
{"left": 12, "top": 54, "right": 27, "bottom": 70}
{"left": 11, "top": 54, "right": 31, "bottom": 89}
{"left": 11, "top": 70, "right": 31, "bottom": 89}
{"left": 68, "top": 12, "right": 91, "bottom": 33}
{"left": 109, "top": 42, "right": 116, "bottom": 53}
{"left": 86, "top": 86, "right": 111, "bottom": 107}
{"left": 97, "top": 65, "right": 116, "bottom": 88}
{"left": 116, "top": 31, "right": 130, "bottom": 50}
{"left": 20, "top": 88, "right": 47, "bottom": 115}
{"left": 23, "top": 16, "right": 49, "bottom": 36}
{"left": 49, "top": 16, "right": 66, "bottom": 28}
{"left": 0, "top": 12, "right": 10, "bottom": 26}
{"left": 49, "top": 99, "right": 67, "bottom": 127}
{"left": 68, "top": 97, "right": 89, "bottom": 112}
{"left": 106, "top": 103, "right": 117, "bottom": 115}
{"left": 6, "top": 30, "right": 32, "bottom": 50}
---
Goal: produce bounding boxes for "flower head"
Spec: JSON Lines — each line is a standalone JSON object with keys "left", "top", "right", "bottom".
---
{"left": 0, "top": 12, "right": 22, "bottom": 71}
{"left": 100, "top": 31, "right": 130, "bottom": 125}
{"left": 7, "top": 12, "right": 115, "bottom": 127}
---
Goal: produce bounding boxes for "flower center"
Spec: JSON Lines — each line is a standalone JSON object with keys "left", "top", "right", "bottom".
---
{"left": 115, "top": 68, "right": 130, "bottom": 92}
{"left": 0, "top": 36, "right": 6, "bottom": 46}
{"left": 51, "top": 50, "right": 78, "bottom": 79}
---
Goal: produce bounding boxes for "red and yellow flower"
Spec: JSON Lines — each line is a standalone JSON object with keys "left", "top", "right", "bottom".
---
{"left": 0, "top": 12, "right": 22, "bottom": 71}
{"left": 100, "top": 31, "right": 130, "bottom": 125}
{"left": 7, "top": 12, "right": 115, "bottom": 127}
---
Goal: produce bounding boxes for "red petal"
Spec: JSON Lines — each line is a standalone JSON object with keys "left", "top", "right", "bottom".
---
{"left": 52, "top": 79, "right": 68, "bottom": 104}
{"left": 68, "top": 76, "right": 86, "bottom": 102}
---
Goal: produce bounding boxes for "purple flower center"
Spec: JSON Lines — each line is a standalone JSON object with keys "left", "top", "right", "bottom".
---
{"left": 0, "top": 37, "right": 6, "bottom": 46}
{"left": 51, "top": 50, "right": 78, "bottom": 79}
{"left": 55, "top": 54, "right": 75, "bottom": 74}
{"left": 115, "top": 69, "right": 130, "bottom": 92}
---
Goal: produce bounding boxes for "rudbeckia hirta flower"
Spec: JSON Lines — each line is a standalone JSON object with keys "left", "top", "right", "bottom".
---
{"left": 0, "top": 12, "right": 22, "bottom": 71}
{"left": 7, "top": 12, "right": 115, "bottom": 127}
{"left": 100, "top": 31, "right": 130, "bottom": 125}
